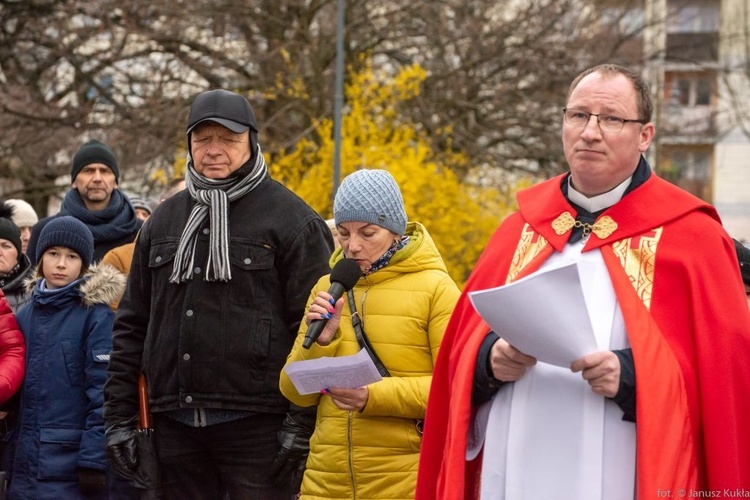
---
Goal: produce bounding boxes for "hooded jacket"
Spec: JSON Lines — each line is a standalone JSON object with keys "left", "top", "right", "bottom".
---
{"left": 8, "top": 264, "right": 125, "bottom": 500}
{"left": 280, "top": 222, "right": 461, "bottom": 500}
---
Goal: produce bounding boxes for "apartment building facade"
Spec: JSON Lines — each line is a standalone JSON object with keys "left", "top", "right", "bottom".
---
{"left": 646, "top": 0, "right": 750, "bottom": 242}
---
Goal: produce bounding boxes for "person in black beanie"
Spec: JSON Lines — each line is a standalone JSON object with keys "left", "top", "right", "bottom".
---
{"left": 26, "top": 139, "right": 141, "bottom": 265}
{"left": 0, "top": 202, "right": 34, "bottom": 312}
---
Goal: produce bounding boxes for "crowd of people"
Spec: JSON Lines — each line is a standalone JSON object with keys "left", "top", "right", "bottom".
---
{"left": 0, "top": 63, "right": 746, "bottom": 500}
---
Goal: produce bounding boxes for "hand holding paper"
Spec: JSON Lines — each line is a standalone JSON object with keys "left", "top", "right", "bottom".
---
{"left": 284, "top": 348, "right": 383, "bottom": 395}
{"left": 469, "top": 262, "right": 599, "bottom": 368}
{"left": 488, "top": 337, "right": 537, "bottom": 382}
{"left": 570, "top": 350, "right": 622, "bottom": 397}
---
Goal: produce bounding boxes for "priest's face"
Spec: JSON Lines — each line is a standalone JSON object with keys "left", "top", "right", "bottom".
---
{"left": 563, "top": 72, "right": 655, "bottom": 197}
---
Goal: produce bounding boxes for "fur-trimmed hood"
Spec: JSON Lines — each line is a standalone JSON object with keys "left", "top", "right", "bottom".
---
{"left": 24, "top": 262, "right": 126, "bottom": 307}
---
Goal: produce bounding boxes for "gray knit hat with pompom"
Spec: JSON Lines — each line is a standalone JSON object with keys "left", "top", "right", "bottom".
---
{"left": 333, "top": 169, "right": 407, "bottom": 235}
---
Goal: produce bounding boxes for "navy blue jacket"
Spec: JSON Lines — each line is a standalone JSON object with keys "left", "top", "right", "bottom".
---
{"left": 8, "top": 265, "right": 125, "bottom": 499}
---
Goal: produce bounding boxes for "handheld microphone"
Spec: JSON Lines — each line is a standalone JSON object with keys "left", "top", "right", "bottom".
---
{"left": 302, "top": 258, "right": 361, "bottom": 349}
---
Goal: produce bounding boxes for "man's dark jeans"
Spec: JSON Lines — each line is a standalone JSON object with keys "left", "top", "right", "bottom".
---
{"left": 153, "top": 412, "right": 295, "bottom": 500}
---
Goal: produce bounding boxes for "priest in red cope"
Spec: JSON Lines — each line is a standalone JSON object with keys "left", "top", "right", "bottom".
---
{"left": 416, "top": 64, "right": 750, "bottom": 500}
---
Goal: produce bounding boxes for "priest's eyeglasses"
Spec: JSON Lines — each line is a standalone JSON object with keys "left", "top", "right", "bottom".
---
{"left": 563, "top": 108, "right": 646, "bottom": 133}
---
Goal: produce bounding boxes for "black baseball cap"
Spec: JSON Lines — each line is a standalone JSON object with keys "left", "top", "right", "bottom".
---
{"left": 186, "top": 89, "right": 258, "bottom": 134}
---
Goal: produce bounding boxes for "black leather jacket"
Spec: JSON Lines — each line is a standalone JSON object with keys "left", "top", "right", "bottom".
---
{"left": 104, "top": 174, "right": 333, "bottom": 425}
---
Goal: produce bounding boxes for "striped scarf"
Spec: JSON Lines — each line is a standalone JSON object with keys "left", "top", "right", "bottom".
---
{"left": 170, "top": 147, "right": 267, "bottom": 283}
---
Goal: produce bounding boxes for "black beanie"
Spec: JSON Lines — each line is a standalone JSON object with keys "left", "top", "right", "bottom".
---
{"left": 0, "top": 201, "right": 22, "bottom": 257}
{"left": 71, "top": 139, "right": 119, "bottom": 183}
{"left": 36, "top": 216, "right": 94, "bottom": 269}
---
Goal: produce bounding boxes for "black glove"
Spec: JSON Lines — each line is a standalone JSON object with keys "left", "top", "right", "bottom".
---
{"left": 269, "top": 405, "right": 316, "bottom": 492}
{"left": 106, "top": 424, "right": 138, "bottom": 480}
{"left": 78, "top": 467, "right": 106, "bottom": 494}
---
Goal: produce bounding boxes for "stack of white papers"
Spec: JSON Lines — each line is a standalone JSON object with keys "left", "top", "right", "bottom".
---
{"left": 468, "top": 262, "right": 598, "bottom": 367}
{"left": 284, "top": 348, "right": 383, "bottom": 395}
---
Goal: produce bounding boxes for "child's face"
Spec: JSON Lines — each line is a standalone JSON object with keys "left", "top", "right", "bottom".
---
{"left": 41, "top": 246, "right": 83, "bottom": 289}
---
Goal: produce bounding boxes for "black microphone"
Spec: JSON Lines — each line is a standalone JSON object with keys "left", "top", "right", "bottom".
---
{"left": 302, "top": 258, "right": 361, "bottom": 349}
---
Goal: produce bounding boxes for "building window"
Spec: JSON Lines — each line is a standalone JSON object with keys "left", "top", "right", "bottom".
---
{"left": 667, "top": 1, "right": 719, "bottom": 33}
{"left": 660, "top": 147, "right": 712, "bottom": 201}
{"left": 669, "top": 75, "right": 713, "bottom": 107}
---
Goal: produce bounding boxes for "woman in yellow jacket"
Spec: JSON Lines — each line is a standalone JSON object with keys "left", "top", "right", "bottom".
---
{"left": 280, "top": 169, "right": 460, "bottom": 500}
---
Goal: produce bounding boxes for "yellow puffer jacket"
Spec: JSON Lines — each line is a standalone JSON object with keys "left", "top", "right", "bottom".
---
{"left": 280, "top": 222, "right": 460, "bottom": 500}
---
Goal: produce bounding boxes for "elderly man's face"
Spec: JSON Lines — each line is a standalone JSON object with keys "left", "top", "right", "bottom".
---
{"left": 190, "top": 122, "right": 251, "bottom": 179}
{"left": 562, "top": 72, "right": 655, "bottom": 197}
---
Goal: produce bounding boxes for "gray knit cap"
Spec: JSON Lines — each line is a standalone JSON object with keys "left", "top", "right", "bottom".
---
{"left": 333, "top": 169, "right": 407, "bottom": 235}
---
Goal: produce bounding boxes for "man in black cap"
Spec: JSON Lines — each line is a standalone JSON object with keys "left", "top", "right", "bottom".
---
{"left": 27, "top": 139, "right": 142, "bottom": 264}
{"left": 104, "top": 89, "right": 333, "bottom": 499}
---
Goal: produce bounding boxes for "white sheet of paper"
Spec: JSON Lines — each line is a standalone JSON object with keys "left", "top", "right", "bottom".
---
{"left": 468, "top": 262, "right": 598, "bottom": 368}
{"left": 284, "top": 348, "right": 383, "bottom": 395}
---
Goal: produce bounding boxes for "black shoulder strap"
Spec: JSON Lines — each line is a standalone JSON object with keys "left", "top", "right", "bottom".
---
{"left": 347, "top": 290, "right": 391, "bottom": 378}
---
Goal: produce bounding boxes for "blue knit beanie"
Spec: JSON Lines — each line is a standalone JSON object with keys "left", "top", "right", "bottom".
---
{"left": 36, "top": 216, "right": 94, "bottom": 268}
{"left": 333, "top": 169, "right": 407, "bottom": 235}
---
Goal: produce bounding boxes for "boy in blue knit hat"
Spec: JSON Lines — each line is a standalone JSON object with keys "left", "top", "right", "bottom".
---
{"left": 8, "top": 216, "right": 128, "bottom": 499}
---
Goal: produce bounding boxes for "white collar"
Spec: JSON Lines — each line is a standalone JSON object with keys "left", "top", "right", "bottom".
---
{"left": 567, "top": 175, "right": 632, "bottom": 213}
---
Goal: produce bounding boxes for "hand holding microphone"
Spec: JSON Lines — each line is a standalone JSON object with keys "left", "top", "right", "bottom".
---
{"left": 302, "top": 258, "right": 361, "bottom": 349}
